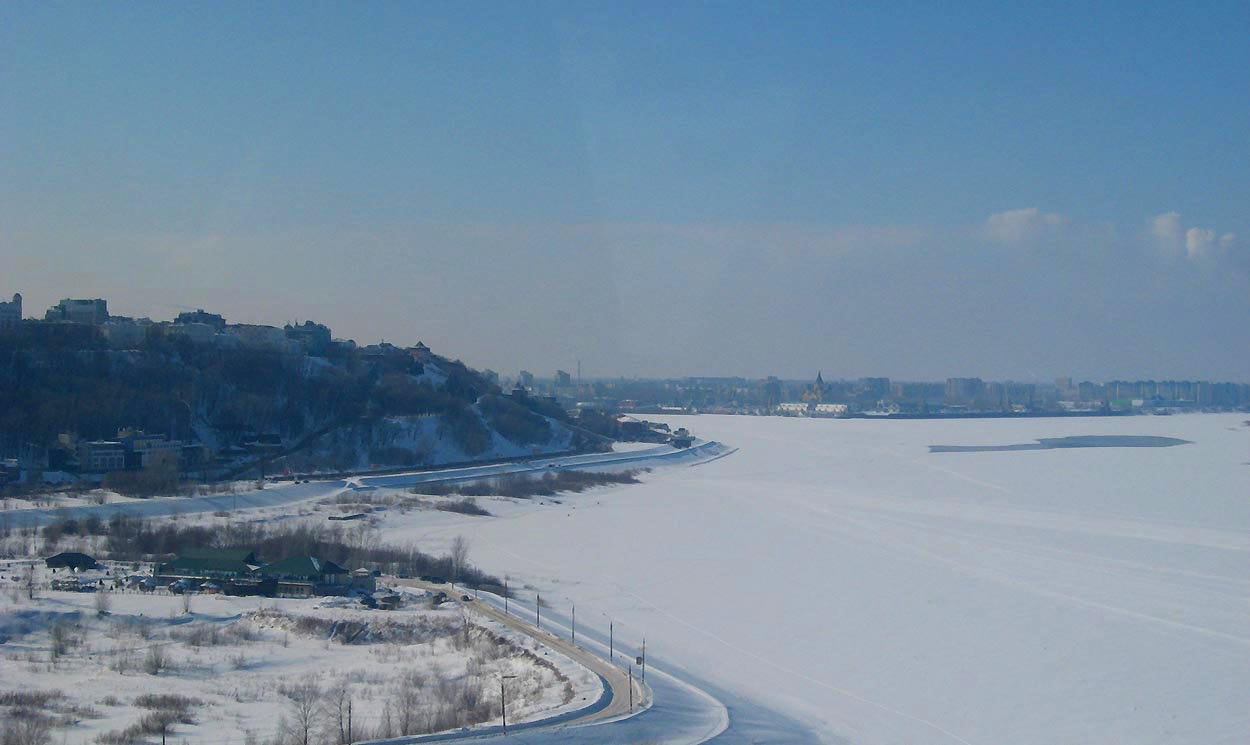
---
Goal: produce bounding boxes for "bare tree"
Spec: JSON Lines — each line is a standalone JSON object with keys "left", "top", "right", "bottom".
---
{"left": 283, "top": 681, "right": 323, "bottom": 745}
{"left": 1, "top": 711, "right": 52, "bottom": 745}
{"left": 331, "top": 683, "right": 353, "bottom": 745}
{"left": 143, "top": 711, "right": 179, "bottom": 745}
{"left": 144, "top": 644, "right": 167, "bottom": 674}
{"left": 394, "top": 671, "right": 424, "bottom": 735}
{"left": 49, "top": 620, "right": 71, "bottom": 659}
{"left": 448, "top": 535, "right": 470, "bottom": 585}
{"left": 95, "top": 587, "right": 112, "bottom": 616}
{"left": 375, "top": 701, "right": 393, "bottom": 740}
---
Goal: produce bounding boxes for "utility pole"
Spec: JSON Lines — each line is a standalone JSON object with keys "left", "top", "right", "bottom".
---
{"left": 504, "top": 578, "right": 508, "bottom": 616}
{"left": 571, "top": 603, "right": 575, "bottom": 645}
{"left": 628, "top": 665, "right": 633, "bottom": 712}
{"left": 499, "top": 674, "right": 517, "bottom": 734}
{"left": 609, "top": 620, "right": 613, "bottom": 661}
{"left": 536, "top": 593, "right": 541, "bottom": 630}
{"left": 641, "top": 637, "right": 646, "bottom": 682}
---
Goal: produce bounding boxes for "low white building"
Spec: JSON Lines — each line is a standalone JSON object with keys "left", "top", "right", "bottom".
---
{"left": 228, "top": 323, "right": 288, "bottom": 349}
{"left": 102, "top": 318, "right": 149, "bottom": 349}
{"left": 168, "top": 321, "right": 218, "bottom": 344}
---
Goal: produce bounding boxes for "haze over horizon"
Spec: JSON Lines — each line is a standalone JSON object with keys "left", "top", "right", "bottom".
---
{"left": 3, "top": 3, "right": 1248, "bottom": 382}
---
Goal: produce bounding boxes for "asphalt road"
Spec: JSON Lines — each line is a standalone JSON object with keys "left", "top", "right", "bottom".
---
{"left": 392, "top": 578, "right": 650, "bottom": 738}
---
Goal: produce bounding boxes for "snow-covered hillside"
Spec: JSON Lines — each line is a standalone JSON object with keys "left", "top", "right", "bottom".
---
{"left": 377, "top": 413, "right": 1250, "bottom": 744}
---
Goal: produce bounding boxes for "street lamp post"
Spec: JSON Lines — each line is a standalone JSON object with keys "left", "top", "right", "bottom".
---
{"left": 601, "top": 612, "right": 615, "bottom": 662}
{"left": 499, "top": 674, "right": 517, "bottom": 734}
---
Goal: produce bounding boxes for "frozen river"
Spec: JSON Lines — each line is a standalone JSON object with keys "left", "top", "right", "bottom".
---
{"left": 382, "top": 413, "right": 1250, "bottom": 744}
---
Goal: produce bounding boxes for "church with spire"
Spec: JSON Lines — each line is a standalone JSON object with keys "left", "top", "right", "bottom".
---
{"left": 803, "top": 371, "right": 827, "bottom": 402}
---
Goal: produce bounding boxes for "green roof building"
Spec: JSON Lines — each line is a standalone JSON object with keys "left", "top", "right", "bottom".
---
{"left": 156, "top": 548, "right": 260, "bottom": 584}
{"left": 260, "top": 556, "right": 350, "bottom": 597}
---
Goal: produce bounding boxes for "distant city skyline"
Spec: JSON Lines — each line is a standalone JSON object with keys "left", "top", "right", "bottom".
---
{"left": 4, "top": 3, "right": 1248, "bottom": 381}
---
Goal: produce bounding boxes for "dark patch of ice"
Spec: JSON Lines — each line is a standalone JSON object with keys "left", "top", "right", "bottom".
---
{"left": 930, "top": 435, "right": 1192, "bottom": 453}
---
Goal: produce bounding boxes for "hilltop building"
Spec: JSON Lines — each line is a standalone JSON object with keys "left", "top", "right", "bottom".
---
{"left": 228, "top": 323, "right": 289, "bottom": 350}
{"left": 409, "top": 341, "right": 433, "bottom": 362}
{"left": 175, "top": 309, "right": 226, "bottom": 330}
{"left": 102, "top": 317, "right": 151, "bottom": 349}
{"left": 286, "top": 321, "right": 332, "bottom": 354}
{"left": 0, "top": 293, "right": 21, "bottom": 334}
{"left": 45, "top": 298, "right": 109, "bottom": 325}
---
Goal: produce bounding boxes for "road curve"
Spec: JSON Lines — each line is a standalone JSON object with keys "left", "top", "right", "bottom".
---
{"left": 387, "top": 578, "right": 649, "bottom": 741}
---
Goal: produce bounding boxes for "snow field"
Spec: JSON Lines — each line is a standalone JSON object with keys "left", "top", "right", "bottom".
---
{"left": 0, "top": 570, "right": 600, "bottom": 745}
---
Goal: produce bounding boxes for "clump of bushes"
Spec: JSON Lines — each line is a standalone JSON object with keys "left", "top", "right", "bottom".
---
{"left": 434, "top": 498, "right": 491, "bottom": 516}
{"left": 416, "top": 470, "right": 643, "bottom": 500}
{"left": 437, "top": 404, "right": 492, "bottom": 455}
{"left": 477, "top": 395, "right": 552, "bottom": 446}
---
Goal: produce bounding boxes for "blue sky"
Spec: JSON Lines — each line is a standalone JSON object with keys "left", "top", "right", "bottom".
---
{"left": 3, "top": 2, "right": 1248, "bottom": 380}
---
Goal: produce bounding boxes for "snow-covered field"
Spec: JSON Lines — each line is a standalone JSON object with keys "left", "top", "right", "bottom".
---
{"left": 377, "top": 413, "right": 1250, "bottom": 744}
{"left": 0, "top": 572, "right": 600, "bottom": 744}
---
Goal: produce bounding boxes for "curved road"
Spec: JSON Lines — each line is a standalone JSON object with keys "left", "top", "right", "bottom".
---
{"left": 386, "top": 578, "right": 650, "bottom": 741}
{"left": 373, "top": 584, "right": 816, "bottom": 745}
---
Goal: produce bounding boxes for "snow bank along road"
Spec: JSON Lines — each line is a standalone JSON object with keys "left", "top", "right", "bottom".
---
{"left": 0, "top": 441, "right": 732, "bottom": 529}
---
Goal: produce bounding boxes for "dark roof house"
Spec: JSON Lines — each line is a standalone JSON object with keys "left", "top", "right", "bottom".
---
{"left": 45, "top": 552, "right": 99, "bottom": 571}
{"left": 261, "top": 556, "right": 350, "bottom": 597}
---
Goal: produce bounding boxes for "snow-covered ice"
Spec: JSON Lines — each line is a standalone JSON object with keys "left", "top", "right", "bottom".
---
{"left": 378, "top": 413, "right": 1250, "bottom": 744}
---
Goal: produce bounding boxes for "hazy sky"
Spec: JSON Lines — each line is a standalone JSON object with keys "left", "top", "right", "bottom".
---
{"left": 3, "top": 2, "right": 1248, "bottom": 381}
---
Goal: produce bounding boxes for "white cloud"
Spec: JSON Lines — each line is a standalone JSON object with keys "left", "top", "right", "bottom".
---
{"left": 983, "top": 207, "right": 1067, "bottom": 243}
{"left": 1151, "top": 212, "right": 1237, "bottom": 261}
{"left": 980, "top": 207, "right": 1070, "bottom": 242}
{"left": 1151, "top": 211, "right": 1182, "bottom": 246}
{"left": 1185, "top": 227, "right": 1217, "bottom": 258}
